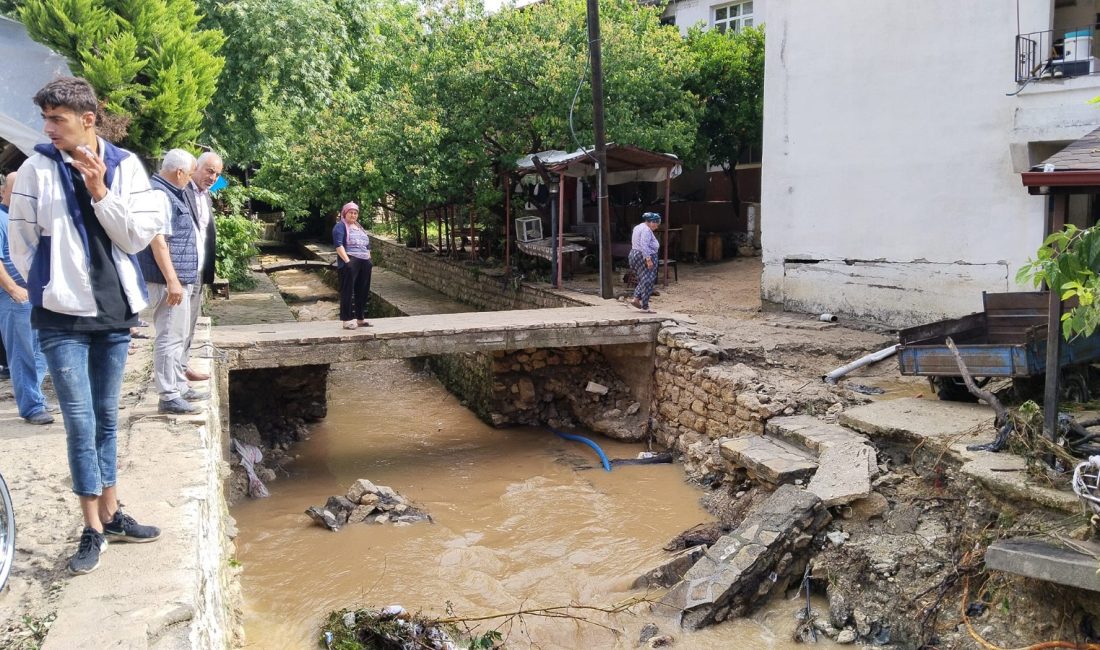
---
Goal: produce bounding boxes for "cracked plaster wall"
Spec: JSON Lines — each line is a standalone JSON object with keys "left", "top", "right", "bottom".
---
{"left": 760, "top": 0, "right": 1100, "bottom": 327}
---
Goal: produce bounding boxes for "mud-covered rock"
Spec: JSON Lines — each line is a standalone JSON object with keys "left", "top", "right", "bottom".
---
{"left": 307, "top": 479, "right": 432, "bottom": 531}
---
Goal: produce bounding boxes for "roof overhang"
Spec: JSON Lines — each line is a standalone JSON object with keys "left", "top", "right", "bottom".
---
{"left": 515, "top": 144, "right": 681, "bottom": 185}
{"left": 1022, "top": 170, "right": 1100, "bottom": 194}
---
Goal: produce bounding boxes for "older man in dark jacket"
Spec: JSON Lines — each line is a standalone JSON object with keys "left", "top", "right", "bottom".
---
{"left": 179, "top": 151, "right": 222, "bottom": 382}
{"left": 138, "top": 149, "right": 207, "bottom": 414}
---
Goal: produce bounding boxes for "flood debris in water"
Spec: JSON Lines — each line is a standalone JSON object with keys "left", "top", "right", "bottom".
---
{"left": 306, "top": 479, "right": 432, "bottom": 532}
{"left": 320, "top": 606, "right": 468, "bottom": 650}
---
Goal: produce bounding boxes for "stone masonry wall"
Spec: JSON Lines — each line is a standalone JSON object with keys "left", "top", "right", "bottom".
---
{"left": 370, "top": 236, "right": 587, "bottom": 311}
{"left": 425, "top": 346, "right": 648, "bottom": 441}
{"left": 663, "top": 484, "right": 831, "bottom": 629}
{"left": 229, "top": 365, "right": 329, "bottom": 446}
{"left": 651, "top": 325, "right": 798, "bottom": 481}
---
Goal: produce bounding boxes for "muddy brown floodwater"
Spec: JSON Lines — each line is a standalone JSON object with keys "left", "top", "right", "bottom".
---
{"left": 233, "top": 360, "right": 838, "bottom": 649}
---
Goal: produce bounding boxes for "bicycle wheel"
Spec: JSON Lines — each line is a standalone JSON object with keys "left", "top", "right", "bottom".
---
{"left": 0, "top": 470, "right": 14, "bottom": 592}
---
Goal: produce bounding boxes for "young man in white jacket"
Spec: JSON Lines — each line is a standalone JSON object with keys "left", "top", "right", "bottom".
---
{"left": 8, "top": 77, "right": 165, "bottom": 575}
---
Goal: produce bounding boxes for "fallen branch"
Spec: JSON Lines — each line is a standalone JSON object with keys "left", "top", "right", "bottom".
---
{"left": 945, "top": 337, "right": 1015, "bottom": 452}
{"left": 435, "top": 594, "right": 652, "bottom": 627}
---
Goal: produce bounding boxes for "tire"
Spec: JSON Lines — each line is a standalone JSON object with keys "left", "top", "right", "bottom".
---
{"left": 932, "top": 377, "right": 980, "bottom": 402}
{"left": 1062, "top": 371, "right": 1090, "bottom": 404}
{"left": 0, "top": 471, "right": 13, "bottom": 593}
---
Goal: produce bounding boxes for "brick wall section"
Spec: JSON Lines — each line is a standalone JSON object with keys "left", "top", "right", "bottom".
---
{"left": 652, "top": 325, "right": 797, "bottom": 481}
{"left": 370, "top": 236, "right": 586, "bottom": 311}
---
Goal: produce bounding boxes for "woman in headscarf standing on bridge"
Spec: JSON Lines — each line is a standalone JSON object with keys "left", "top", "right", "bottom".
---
{"left": 333, "top": 202, "right": 373, "bottom": 329}
{"left": 628, "top": 212, "right": 661, "bottom": 314}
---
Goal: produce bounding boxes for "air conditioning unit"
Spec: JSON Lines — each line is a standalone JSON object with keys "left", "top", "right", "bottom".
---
{"left": 515, "top": 216, "right": 543, "bottom": 242}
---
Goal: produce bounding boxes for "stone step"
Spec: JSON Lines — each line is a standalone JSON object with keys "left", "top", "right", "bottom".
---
{"left": 720, "top": 435, "right": 818, "bottom": 486}
{"left": 986, "top": 538, "right": 1100, "bottom": 592}
{"left": 806, "top": 441, "right": 877, "bottom": 507}
{"left": 766, "top": 415, "right": 869, "bottom": 456}
{"left": 839, "top": 397, "right": 995, "bottom": 443}
{"left": 662, "top": 484, "right": 830, "bottom": 629}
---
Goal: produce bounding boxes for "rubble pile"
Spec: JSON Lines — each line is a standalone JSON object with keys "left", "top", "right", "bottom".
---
{"left": 306, "top": 479, "right": 432, "bottom": 532}
{"left": 321, "top": 606, "right": 460, "bottom": 650}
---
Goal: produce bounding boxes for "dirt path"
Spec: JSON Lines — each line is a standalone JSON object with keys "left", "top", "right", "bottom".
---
{"left": 0, "top": 333, "right": 156, "bottom": 649}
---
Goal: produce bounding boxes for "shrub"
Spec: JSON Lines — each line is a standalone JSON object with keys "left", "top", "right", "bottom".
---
{"left": 212, "top": 185, "right": 262, "bottom": 290}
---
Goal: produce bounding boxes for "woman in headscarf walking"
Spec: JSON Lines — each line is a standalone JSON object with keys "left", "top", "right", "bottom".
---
{"left": 628, "top": 212, "right": 662, "bottom": 313}
{"left": 332, "top": 202, "right": 373, "bottom": 329}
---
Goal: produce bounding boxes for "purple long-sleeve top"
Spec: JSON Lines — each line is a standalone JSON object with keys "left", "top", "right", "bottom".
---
{"left": 631, "top": 222, "right": 659, "bottom": 258}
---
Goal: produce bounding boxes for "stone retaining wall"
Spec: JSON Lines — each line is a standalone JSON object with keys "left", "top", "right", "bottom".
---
{"left": 663, "top": 484, "right": 831, "bottom": 629}
{"left": 424, "top": 346, "right": 649, "bottom": 441}
{"left": 370, "top": 236, "right": 586, "bottom": 311}
{"left": 651, "top": 325, "right": 798, "bottom": 481}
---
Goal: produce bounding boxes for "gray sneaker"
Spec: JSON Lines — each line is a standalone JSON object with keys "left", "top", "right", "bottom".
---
{"left": 103, "top": 508, "right": 161, "bottom": 543}
{"left": 158, "top": 397, "right": 196, "bottom": 414}
{"left": 69, "top": 527, "right": 107, "bottom": 575}
{"left": 181, "top": 388, "right": 209, "bottom": 402}
{"left": 24, "top": 410, "right": 54, "bottom": 425}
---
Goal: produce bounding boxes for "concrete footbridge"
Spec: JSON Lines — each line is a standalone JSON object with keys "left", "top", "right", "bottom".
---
{"left": 212, "top": 305, "right": 667, "bottom": 370}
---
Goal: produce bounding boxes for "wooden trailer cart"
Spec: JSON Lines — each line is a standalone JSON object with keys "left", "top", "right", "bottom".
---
{"left": 897, "top": 291, "right": 1100, "bottom": 401}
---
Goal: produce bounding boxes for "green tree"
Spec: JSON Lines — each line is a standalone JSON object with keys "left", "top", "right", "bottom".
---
{"left": 685, "top": 24, "right": 765, "bottom": 207}
{"left": 19, "top": 0, "right": 224, "bottom": 159}
{"left": 356, "top": 0, "right": 700, "bottom": 239}
{"left": 1019, "top": 224, "right": 1100, "bottom": 339}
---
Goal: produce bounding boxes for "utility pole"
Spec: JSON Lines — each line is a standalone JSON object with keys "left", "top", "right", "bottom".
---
{"left": 586, "top": 0, "right": 613, "bottom": 299}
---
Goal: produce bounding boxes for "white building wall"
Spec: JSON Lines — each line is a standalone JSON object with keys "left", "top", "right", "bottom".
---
{"left": 761, "top": 0, "right": 1100, "bottom": 327}
{"left": 663, "top": 0, "right": 765, "bottom": 35}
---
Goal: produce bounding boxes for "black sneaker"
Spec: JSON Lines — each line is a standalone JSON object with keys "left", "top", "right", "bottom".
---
{"left": 68, "top": 527, "right": 106, "bottom": 575}
{"left": 103, "top": 508, "right": 161, "bottom": 543}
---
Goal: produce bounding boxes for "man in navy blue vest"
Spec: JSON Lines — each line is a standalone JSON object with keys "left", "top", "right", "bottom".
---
{"left": 138, "top": 149, "right": 207, "bottom": 415}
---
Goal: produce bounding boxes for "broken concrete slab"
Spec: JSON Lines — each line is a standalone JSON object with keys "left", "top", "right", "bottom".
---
{"left": 720, "top": 436, "right": 817, "bottom": 486}
{"left": 806, "top": 441, "right": 878, "bottom": 507}
{"left": 662, "top": 484, "right": 830, "bottom": 630}
{"left": 839, "top": 397, "right": 996, "bottom": 443}
{"left": 960, "top": 451, "right": 1080, "bottom": 514}
{"left": 633, "top": 545, "right": 708, "bottom": 589}
{"left": 986, "top": 538, "right": 1100, "bottom": 592}
{"left": 766, "top": 415, "right": 869, "bottom": 455}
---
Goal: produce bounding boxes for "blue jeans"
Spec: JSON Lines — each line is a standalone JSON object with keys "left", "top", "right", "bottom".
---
{"left": 38, "top": 329, "right": 130, "bottom": 497}
{"left": 0, "top": 292, "right": 48, "bottom": 417}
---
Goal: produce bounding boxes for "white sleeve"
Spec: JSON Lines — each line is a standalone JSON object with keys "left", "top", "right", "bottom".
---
{"left": 8, "top": 161, "right": 42, "bottom": 280}
{"left": 91, "top": 158, "right": 165, "bottom": 254}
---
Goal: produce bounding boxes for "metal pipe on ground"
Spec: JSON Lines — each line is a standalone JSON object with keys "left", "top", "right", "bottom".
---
{"left": 823, "top": 344, "right": 900, "bottom": 385}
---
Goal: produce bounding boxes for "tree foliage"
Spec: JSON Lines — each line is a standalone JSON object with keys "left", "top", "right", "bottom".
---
{"left": 211, "top": 183, "right": 263, "bottom": 289}
{"left": 19, "top": 0, "right": 224, "bottom": 159}
{"left": 230, "top": 0, "right": 703, "bottom": 234}
{"left": 1019, "top": 224, "right": 1100, "bottom": 339}
{"left": 685, "top": 24, "right": 765, "bottom": 200}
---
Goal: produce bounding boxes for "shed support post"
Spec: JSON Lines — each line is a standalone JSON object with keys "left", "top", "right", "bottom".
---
{"left": 1042, "top": 193, "right": 1068, "bottom": 445}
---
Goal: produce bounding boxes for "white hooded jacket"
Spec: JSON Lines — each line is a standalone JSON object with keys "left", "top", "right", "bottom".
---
{"left": 8, "top": 137, "right": 164, "bottom": 317}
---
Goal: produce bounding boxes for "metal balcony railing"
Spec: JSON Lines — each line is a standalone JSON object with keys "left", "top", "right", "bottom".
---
{"left": 1016, "top": 24, "right": 1098, "bottom": 83}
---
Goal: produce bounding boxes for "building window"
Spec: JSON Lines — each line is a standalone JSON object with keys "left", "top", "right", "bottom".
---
{"left": 713, "top": 1, "right": 753, "bottom": 33}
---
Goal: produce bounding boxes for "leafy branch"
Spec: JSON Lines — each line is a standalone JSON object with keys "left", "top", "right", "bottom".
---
{"left": 1017, "top": 224, "right": 1100, "bottom": 339}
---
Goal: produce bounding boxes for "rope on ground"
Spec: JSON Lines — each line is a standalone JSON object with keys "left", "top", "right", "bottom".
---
{"left": 961, "top": 573, "right": 1100, "bottom": 650}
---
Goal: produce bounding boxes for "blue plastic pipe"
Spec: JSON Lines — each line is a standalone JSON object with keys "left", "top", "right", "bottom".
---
{"left": 548, "top": 427, "right": 611, "bottom": 472}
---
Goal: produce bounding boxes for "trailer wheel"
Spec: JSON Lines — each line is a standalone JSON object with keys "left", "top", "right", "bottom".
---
{"left": 1062, "top": 371, "right": 1090, "bottom": 404}
{"left": 931, "top": 377, "right": 979, "bottom": 402}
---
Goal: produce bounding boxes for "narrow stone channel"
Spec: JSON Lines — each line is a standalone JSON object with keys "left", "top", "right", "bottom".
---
{"left": 231, "top": 358, "right": 837, "bottom": 648}
{"left": 223, "top": 255, "right": 844, "bottom": 648}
